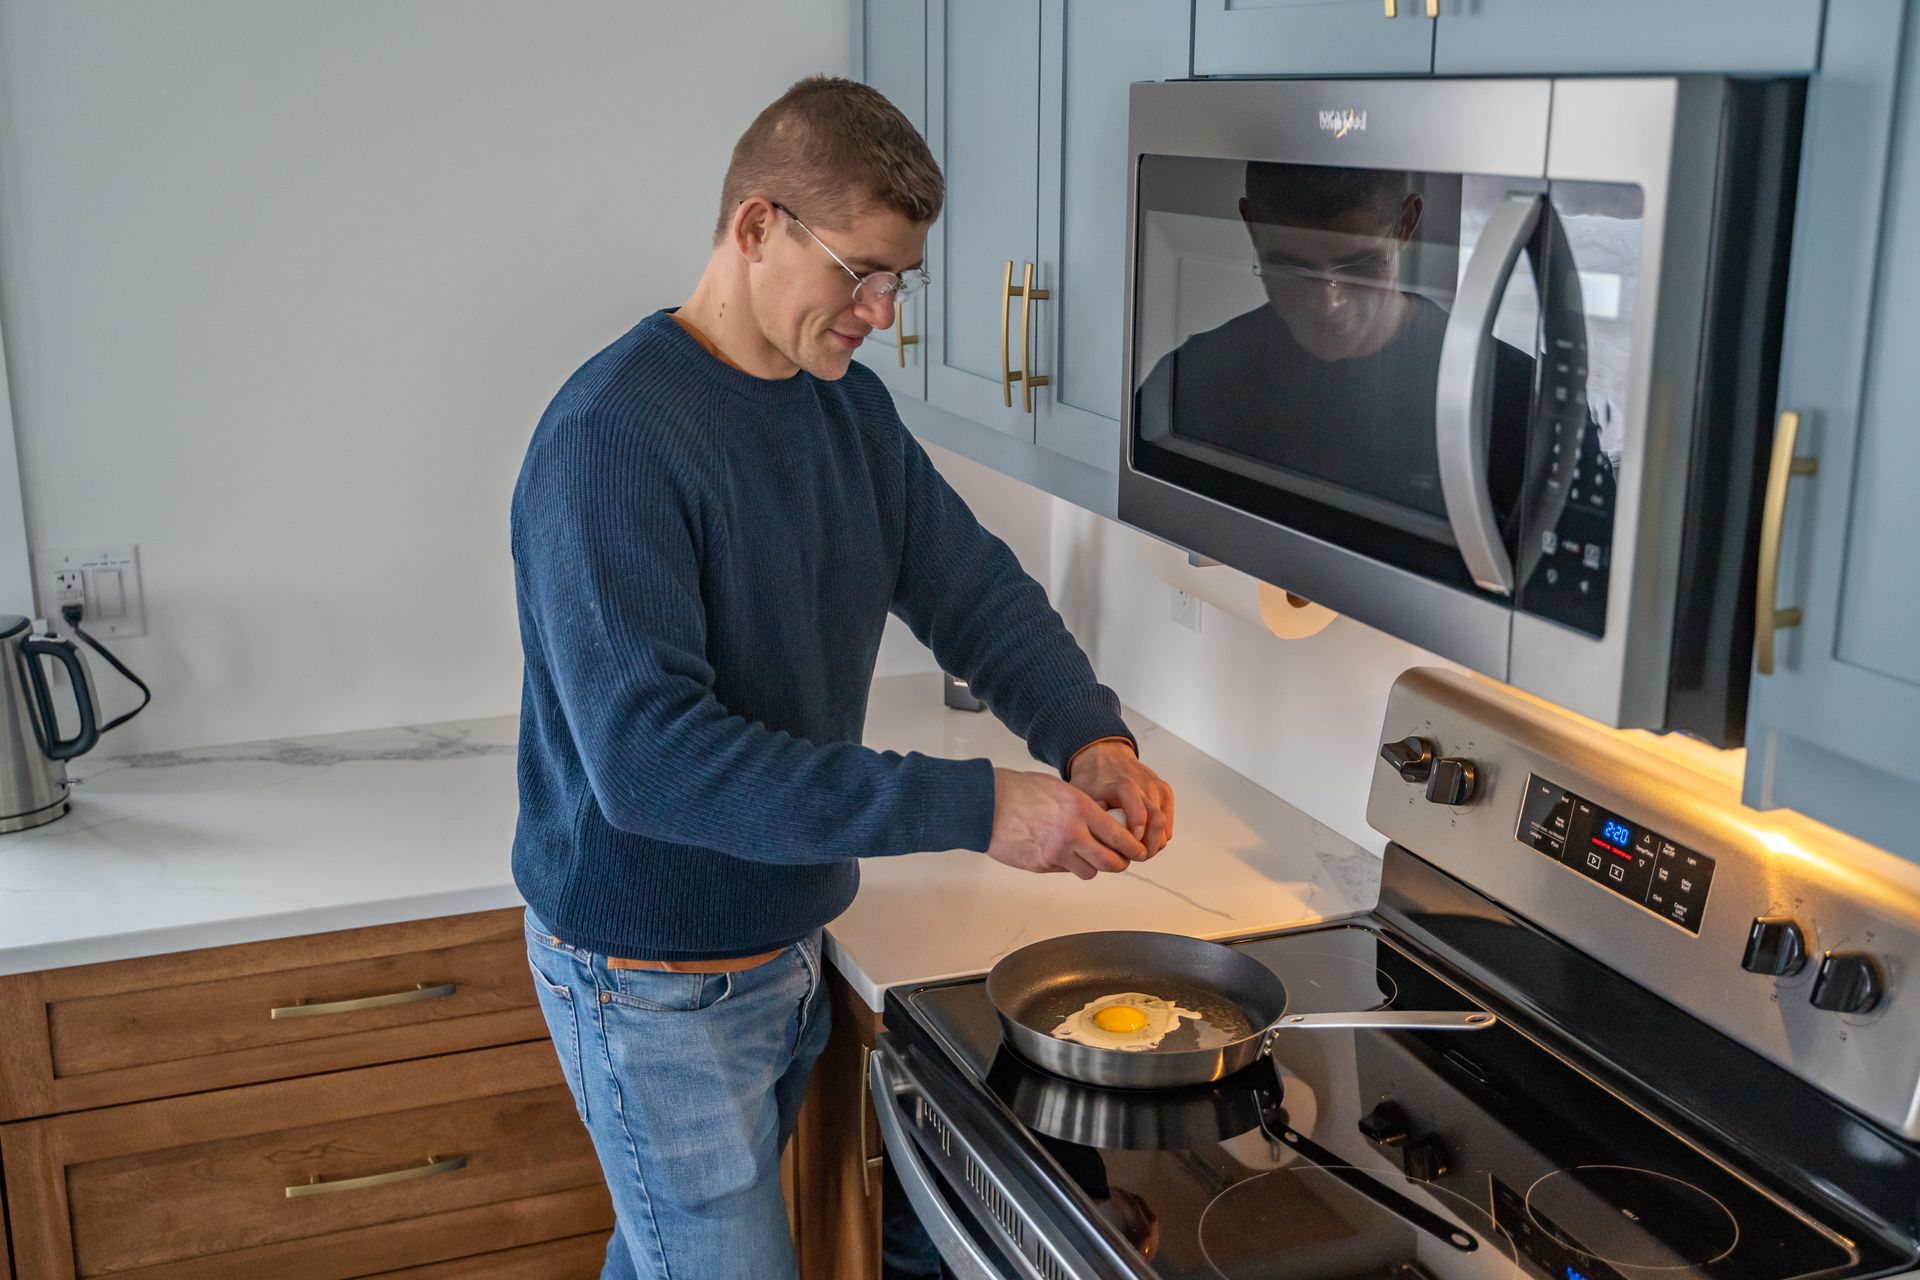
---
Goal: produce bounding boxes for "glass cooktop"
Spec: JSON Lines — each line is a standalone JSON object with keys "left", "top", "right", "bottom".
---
{"left": 898, "top": 925, "right": 1894, "bottom": 1280}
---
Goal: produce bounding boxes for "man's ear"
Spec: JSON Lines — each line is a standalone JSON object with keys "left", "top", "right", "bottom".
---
{"left": 731, "top": 197, "right": 779, "bottom": 263}
{"left": 1393, "top": 192, "right": 1425, "bottom": 246}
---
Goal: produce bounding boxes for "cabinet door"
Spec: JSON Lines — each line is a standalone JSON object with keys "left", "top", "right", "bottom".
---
{"left": 1193, "top": 0, "right": 1433, "bottom": 77}
{"left": 1742, "top": 0, "right": 1920, "bottom": 860}
{"left": 1433, "top": 0, "right": 1821, "bottom": 75}
{"left": 851, "top": 0, "right": 930, "bottom": 403}
{"left": 1034, "top": 0, "right": 1191, "bottom": 475}
{"left": 924, "top": 0, "right": 1042, "bottom": 440}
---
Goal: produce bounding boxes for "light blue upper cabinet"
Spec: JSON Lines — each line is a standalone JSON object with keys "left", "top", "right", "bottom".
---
{"left": 1033, "top": 0, "right": 1192, "bottom": 474}
{"left": 850, "top": 0, "right": 929, "bottom": 402}
{"left": 924, "top": 0, "right": 1042, "bottom": 441}
{"left": 1193, "top": 0, "right": 1433, "bottom": 78}
{"left": 1743, "top": 0, "right": 1920, "bottom": 861}
{"left": 1433, "top": 0, "right": 1822, "bottom": 76}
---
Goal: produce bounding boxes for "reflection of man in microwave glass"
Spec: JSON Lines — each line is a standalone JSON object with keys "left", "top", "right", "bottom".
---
{"left": 1137, "top": 162, "right": 1531, "bottom": 526}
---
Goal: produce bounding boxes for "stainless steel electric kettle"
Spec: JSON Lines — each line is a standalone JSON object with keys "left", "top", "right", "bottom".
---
{"left": 0, "top": 614, "right": 100, "bottom": 833}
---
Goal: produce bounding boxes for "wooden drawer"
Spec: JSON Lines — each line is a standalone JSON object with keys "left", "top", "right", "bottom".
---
{"left": 370, "top": 1232, "right": 610, "bottom": 1277}
{"left": 0, "top": 908, "right": 547, "bottom": 1120}
{"left": 1, "top": 1041, "right": 614, "bottom": 1280}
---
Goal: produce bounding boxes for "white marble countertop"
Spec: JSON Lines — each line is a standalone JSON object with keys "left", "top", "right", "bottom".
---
{"left": 0, "top": 674, "right": 1380, "bottom": 1005}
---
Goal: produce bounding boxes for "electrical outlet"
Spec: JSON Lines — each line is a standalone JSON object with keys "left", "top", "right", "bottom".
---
{"left": 43, "top": 545, "right": 146, "bottom": 637}
{"left": 1171, "top": 587, "right": 1202, "bottom": 633}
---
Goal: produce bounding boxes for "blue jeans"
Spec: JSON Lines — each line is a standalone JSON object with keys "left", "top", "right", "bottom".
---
{"left": 524, "top": 908, "right": 831, "bottom": 1280}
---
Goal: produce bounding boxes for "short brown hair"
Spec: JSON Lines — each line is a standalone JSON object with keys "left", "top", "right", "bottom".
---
{"left": 714, "top": 75, "right": 944, "bottom": 242}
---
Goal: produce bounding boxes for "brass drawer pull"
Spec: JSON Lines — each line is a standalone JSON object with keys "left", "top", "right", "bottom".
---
{"left": 270, "top": 981, "right": 457, "bottom": 1020}
{"left": 860, "top": 1045, "right": 878, "bottom": 1197}
{"left": 285, "top": 1153, "right": 467, "bottom": 1198}
{"left": 1426, "top": 0, "right": 1438, "bottom": 16}
{"left": 999, "top": 260, "right": 1051, "bottom": 412}
{"left": 1384, "top": 0, "right": 1397, "bottom": 16}
{"left": 1754, "top": 409, "right": 1819, "bottom": 676}
{"left": 895, "top": 299, "right": 919, "bottom": 368}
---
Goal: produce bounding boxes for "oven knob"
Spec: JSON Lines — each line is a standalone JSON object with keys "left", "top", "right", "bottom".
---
{"left": 1403, "top": 1135, "right": 1452, "bottom": 1182}
{"left": 1425, "top": 758, "right": 1479, "bottom": 807}
{"left": 1358, "top": 1101, "right": 1410, "bottom": 1147}
{"left": 1810, "top": 952, "right": 1882, "bottom": 1014}
{"left": 1379, "top": 736, "right": 1436, "bottom": 784}
{"left": 1742, "top": 916, "right": 1808, "bottom": 977}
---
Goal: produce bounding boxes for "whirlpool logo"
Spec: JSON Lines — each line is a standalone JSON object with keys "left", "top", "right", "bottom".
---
{"left": 1318, "top": 108, "right": 1367, "bottom": 138}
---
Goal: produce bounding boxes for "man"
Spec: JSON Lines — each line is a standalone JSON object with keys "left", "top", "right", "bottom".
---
{"left": 1137, "top": 162, "right": 1532, "bottom": 538}
{"left": 510, "top": 75, "right": 1175, "bottom": 1280}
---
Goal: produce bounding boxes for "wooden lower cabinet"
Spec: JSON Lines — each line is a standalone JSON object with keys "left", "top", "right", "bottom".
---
{"left": 0, "top": 907, "right": 886, "bottom": 1278}
{"left": 369, "top": 1232, "right": 611, "bottom": 1277}
{"left": 2, "top": 1041, "right": 613, "bottom": 1279}
{"left": 789, "top": 966, "right": 887, "bottom": 1280}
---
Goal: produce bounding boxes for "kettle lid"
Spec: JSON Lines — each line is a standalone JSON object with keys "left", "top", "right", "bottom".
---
{"left": 0, "top": 615, "right": 25, "bottom": 639}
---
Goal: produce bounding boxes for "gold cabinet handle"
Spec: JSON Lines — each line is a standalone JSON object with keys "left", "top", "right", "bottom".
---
{"left": 1384, "top": 0, "right": 1397, "bottom": 15}
{"left": 894, "top": 297, "right": 919, "bottom": 369}
{"left": 285, "top": 1153, "right": 467, "bottom": 1198}
{"left": 1426, "top": 0, "right": 1438, "bottom": 16}
{"left": 1754, "top": 409, "right": 1819, "bottom": 676}
{"left": 1001, "top": 261, "right": 1051, "bottom": 414}
{"left": 270, "top": 981, "right": 457, "bottom": 1020}
{"left": 999, "top": 260, "right": 1016, "bottom": 407}
{"left": 859, "top": 1045, "right": 885, "bottom": 1197}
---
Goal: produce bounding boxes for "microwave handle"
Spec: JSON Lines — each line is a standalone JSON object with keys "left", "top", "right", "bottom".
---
{"left": 1436, "top": 191, "right": 1543, "bottom": 596}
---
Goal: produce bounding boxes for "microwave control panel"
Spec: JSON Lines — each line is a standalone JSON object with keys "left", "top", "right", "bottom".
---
{"left": 1515, "top": 773, "right": 1715, "bottom": 934}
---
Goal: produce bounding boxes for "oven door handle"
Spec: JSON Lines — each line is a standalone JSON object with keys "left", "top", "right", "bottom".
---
{"left": 1436, "top": 191, "right": 1543, "bottom": 596}
{"left": 870, "top": 1044, "right": 1031, "bottom": 1280}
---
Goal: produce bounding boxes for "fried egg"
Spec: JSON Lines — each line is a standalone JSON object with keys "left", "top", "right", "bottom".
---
{"left": 1051, "top": 992, "right": 1200, "bottom": 1052}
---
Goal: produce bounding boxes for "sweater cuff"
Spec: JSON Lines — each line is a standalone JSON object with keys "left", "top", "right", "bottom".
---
{"left": 1026, "top": 684, "right": 1136, "bottom": 778}
{"left": 908, "top": 754, "right": 998, "bottom": 853}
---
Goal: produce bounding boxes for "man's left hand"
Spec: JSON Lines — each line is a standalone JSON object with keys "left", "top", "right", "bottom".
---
{"left": 1066, "top": 740, "right": 1174, "bottom": 858}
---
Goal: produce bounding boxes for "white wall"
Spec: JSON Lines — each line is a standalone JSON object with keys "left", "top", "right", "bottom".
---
{"left": 0, "top": 0, "right": 850, "bottom": 753}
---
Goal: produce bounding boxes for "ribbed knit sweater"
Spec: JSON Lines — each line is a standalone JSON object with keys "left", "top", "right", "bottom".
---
{"left": 509, "top": 310, "right": 1135, "bottom": 960}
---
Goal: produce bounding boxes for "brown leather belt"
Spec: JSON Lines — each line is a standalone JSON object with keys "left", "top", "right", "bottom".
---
{"left": 604, "top": 948, "right": 784, "bottom": 974}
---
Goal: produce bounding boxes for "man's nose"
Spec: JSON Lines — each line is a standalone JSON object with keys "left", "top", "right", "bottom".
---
{"left": 854, "top": 289, "right": 896, "bottom": 331}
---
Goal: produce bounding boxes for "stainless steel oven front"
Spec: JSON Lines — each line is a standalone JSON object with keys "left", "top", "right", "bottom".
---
{"left": 1117, "top": 76, "right": 1803, "bottom": 745}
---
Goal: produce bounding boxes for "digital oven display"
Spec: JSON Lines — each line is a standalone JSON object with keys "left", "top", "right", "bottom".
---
{"left": 1515, "top": 774, "right": 1715, "bottom": 933}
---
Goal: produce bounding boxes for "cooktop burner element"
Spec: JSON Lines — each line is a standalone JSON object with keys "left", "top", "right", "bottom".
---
{"left": 1524, "top": 1167, "right": 1739, "bottom": 1272}
{"left": 1198, "top": 1165, "right": 1521, "bottom": 1280}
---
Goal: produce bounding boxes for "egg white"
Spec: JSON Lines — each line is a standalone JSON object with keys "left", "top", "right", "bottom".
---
{"left": 1051, "top": 991, "right": 1201, "bottom": 1051}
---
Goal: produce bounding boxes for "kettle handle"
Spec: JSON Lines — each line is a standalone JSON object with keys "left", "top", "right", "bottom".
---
{"left": 21, "top": 635, "right": 100, "bottom": 762}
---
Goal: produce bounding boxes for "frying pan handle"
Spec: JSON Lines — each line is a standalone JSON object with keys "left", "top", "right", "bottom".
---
{"left": 1269, "top": 1010, "right": 1497, "bottom": 1033}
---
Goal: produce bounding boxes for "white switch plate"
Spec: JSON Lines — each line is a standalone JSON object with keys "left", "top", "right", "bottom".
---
{"left": 1171, "top": 587, "right": 1202, "bottom": 633}
{"left": 42, "top": 545, "right": 146, "bottom": 637}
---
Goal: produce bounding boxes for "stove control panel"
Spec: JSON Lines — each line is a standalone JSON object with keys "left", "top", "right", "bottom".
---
{"left": 1515, "top": 775, "right": 1716, "bottom": 933}
{"left": 1369, "top": 667, "right": 1920, "bottom": 1140}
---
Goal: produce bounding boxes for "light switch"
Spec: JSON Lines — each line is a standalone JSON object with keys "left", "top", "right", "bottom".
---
{"left": 94, "top": 569, "right": 126, "bottom": 619}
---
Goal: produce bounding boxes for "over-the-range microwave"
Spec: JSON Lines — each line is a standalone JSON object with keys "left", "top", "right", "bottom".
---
{"left": 1117, "top": 76, "right": 1805, "bottom": 746}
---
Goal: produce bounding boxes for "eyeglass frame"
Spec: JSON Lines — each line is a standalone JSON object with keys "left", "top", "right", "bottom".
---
{"left": 770, "top": 202, "right": 931, "bottom": 304}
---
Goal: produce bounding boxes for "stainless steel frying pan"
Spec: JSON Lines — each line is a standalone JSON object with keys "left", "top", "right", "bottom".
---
{"left": 986, "top": 930, "right": 1494, "bottom": 1090}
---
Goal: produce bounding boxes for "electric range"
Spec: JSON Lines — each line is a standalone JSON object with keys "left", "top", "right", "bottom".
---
{"left": 871, "top": 669, "right": 1920, "bottom": 1280}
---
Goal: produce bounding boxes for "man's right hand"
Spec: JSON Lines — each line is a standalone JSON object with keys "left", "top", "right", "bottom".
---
{"left": 987, "top": 768, "right": 1150, "bottom": 880}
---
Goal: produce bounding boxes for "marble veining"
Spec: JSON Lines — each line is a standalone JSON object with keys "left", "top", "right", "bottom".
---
{"left": 93, "top": 724, "right": 512, "bottom": 773}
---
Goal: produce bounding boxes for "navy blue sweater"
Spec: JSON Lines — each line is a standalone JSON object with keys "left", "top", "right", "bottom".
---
{"left": 510, "top": 311, "right": 1134, "bottom": 960}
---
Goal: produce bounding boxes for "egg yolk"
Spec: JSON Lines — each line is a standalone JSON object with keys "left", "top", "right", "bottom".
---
{"left": 1092, "top": 1005, "right": 1150, "bottom": 1034}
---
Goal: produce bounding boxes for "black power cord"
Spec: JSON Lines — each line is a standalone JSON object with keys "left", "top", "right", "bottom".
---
{"left": 58, "top": 602, "right": 152, "bottom": 733}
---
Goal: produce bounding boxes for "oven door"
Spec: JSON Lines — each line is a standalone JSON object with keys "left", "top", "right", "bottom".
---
{"left": 1118, "top": 78, "right": 1689, "bottom": 730}
{"left": 870, "top": 1037, "right": 1151, "bottom": 1280}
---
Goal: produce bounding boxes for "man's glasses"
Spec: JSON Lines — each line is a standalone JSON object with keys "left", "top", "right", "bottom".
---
{"left": 773, "top": 203, "right": 931, "bottom": 304}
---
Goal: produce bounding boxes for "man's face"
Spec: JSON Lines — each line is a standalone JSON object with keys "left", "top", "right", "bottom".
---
{"left": 1242, "top": 194, "right": 1421, "bottom": 362}
{"left": 751, "top": 202, "right": 928, "bottom": 381}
